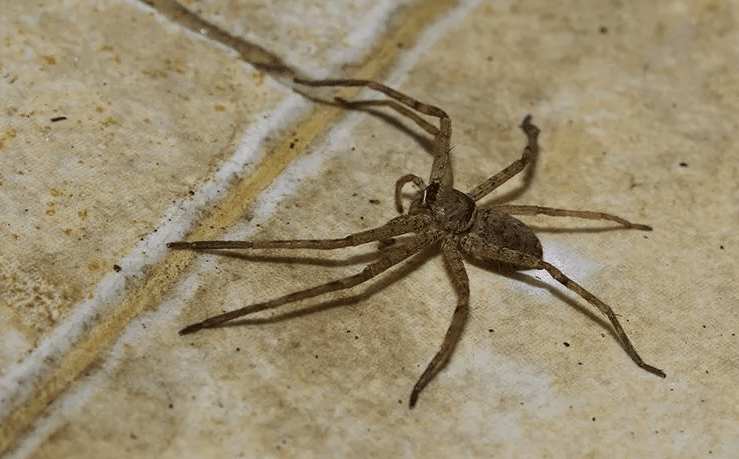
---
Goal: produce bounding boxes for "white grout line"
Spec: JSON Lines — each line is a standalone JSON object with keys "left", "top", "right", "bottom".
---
{"left": 0, "top": 90, "right": 308, "bottom": 422}
{"left": 2, "top": 0, "right": 482, "bottom": 456}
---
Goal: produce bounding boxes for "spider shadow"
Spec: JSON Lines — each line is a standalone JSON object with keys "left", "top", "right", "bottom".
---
{"left": 293, "top": 88, "right": 436, "bottom": 153}
{"left": 467, "top": 258, "right": 611, "bottom": 338}
{"left": 194, "top": 243, "right": 440, "bottom": 328}
{"left": 466, "top": 221, "right": 647, "bottom": 358}
{"left": 190, "top": 227, "right": 634, "bottom": 356}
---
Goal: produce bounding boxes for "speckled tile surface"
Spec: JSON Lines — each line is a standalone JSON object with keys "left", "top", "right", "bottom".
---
{"left": 1, "top": 0, "right": 738, "bottom": 457}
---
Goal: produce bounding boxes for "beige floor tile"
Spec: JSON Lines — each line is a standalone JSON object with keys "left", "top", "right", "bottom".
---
{"left": 1, "top": 0, "right": 738, "bottom": 457}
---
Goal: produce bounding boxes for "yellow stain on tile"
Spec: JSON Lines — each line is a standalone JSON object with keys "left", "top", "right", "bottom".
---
{"left": 0, "top": 128, "right": 17, "bottom": 151}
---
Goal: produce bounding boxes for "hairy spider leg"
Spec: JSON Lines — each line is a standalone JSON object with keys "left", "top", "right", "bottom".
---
{"left": 294, "top": 77, "right": 453, "bottom": 187}
{"left": 467, "top": 115, "right": 540, "bottom": 201}
{"left": 168, "top": 215, "right": 436, "bottom": 334}
{"left": 410, "top": 237, "right": 470, "bottom": 408}
{"left": 467, "top": 243, "right": 666, "bottom": 378}
{"left": 394, "top": 174, "right": 426, "bottom": 214}
{"left": 168, "top": 214, "right": 430, "bottom": 251}
{"left": 175, "top": 231, "right": 439, "bottom": 335}
{"left": 490, "top": 205, "right": 653, "bottom": 231}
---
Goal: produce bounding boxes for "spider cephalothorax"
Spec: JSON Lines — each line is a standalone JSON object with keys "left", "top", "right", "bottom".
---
{"left": 422, "top": 182, "right": 477, "bottom": 233}
{"left": 168, "top": 77, "right": 664, "bottom": 408}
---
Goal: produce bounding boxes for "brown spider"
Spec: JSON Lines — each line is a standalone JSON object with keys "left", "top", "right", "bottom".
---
{"left": 168, "top": 77, "right": 665, "bottom": 408}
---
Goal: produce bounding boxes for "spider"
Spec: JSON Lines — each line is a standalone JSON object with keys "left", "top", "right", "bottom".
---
{"left": 168, "top": 77, "right": 665, "bottom": 408}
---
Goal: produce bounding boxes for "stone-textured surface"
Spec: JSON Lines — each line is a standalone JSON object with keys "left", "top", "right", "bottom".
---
{"left": 1, "top": 0, "right": 737, "bottom": 457}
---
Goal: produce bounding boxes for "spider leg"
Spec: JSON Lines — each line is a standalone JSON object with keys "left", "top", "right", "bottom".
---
{"left": 470, "top": 244, "right": 665, "bottom": 378}
{"left": 490, "top": 205, "right": 652, "bottom": 231}
{"left": 294, "top": 77, "right": 453, "bottom": 187}
{"left": 468, "top": 115, "right": 540, "bottom": 201}
{"left": 538, "top": 260, "right": 665, "bottom": 377}
{"left": 409, "top": 237, "right": 470, "bottom": 408}
{"left": 178, "top": 231, "right": 442, "bottom": 335}
{"left": 167, "top": 214, "right": 431, "bottom": 251}
{"left": 394, "top": 174, "right": 425, "bottom": 214}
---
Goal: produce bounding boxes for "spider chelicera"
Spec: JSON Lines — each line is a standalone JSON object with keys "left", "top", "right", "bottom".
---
{"left": 168, "top": 77, "right": 665, "bottom": 408}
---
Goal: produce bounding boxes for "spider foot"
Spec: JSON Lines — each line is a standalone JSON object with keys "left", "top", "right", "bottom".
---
{"left": 167, "top": 241, "right": 193, "bottom": 250}
{"left": 179, "top": 323, "right": 205, "bottom": 335}
{"left": 639, "top": 362, "right": 666, "bottom": 378}
{"left": 519, "top": 114, "right": 540, "bottom": 139}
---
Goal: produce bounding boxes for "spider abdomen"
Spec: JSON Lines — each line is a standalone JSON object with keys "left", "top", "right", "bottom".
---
{"left": 458, "top": 209, "right": 543, "bottom": 268}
